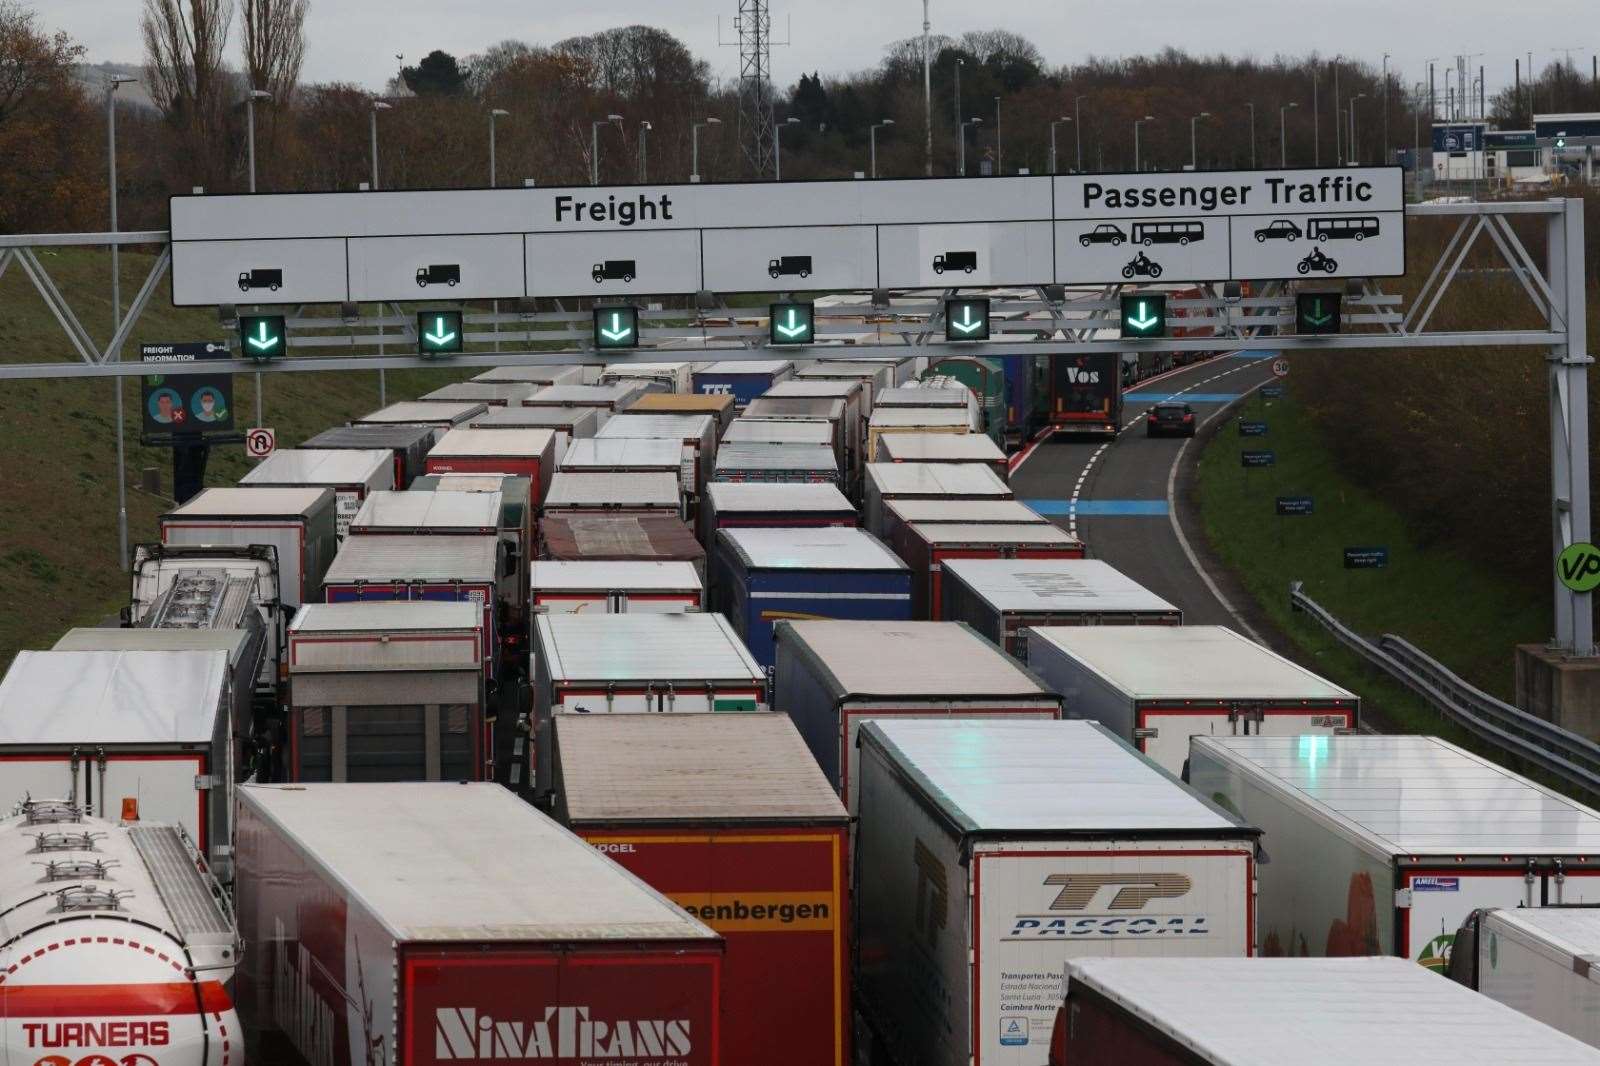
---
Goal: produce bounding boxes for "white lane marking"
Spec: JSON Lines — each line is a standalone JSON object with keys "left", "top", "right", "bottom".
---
{"left": 1065, "top": 356, "right": 1258, "bottom": 539}
{"left": 1166, "top": 375, "right": 1271, "bottom": 642}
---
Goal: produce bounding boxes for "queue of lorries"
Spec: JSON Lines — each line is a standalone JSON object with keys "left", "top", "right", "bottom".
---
{"left": 5, "top": 350, "right": 1600, "bottom": 1066}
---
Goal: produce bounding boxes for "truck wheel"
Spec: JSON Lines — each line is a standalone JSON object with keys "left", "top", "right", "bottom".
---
{"left": 964, "top": 265, "right": 974, "bottom": 273}
{"left": 270, "top": 283, "right": 280, "bottom": 291}
{"left": 800, "top": 270, "right": 810, "bottom": 278}
{"left": 624, "top": 274, "right": 634, "bottom": 282}
{"left": 448, "top": 278, "right": 458, "bottom": 286}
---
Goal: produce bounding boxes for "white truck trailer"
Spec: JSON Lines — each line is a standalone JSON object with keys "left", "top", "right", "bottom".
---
{"left": 854, "top": 718, "right": 1259, "bottom": 1066}
{"left": 1451, "top": 906, "right": 1600, "bottom": 1050}
{"left": 1189, "top": 734, "right": 1600, "bottom": 968}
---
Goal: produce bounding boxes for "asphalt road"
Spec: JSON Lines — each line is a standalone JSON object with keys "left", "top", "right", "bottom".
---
{"left": 1010, "top": 352, "right": 1282, "bottom": 628}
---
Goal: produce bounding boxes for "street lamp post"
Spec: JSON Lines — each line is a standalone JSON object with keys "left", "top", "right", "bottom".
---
{"left": 1049, "top": 116, "right": 1072, "bottom": 174}
{"left": 1074, "top": 95, "right": 1085, "bottom": 172}
{"left": 1349, "top": 93, "right": 1366, "bottom": 164}
{"left": 107, "top": 74, "right": 136, "bottom": 570}
{"left": 994, "top": 96, "right": 1002, "bottom": 173}
{"left": 638, "top": 120, "right": 652, "bottom": 182}
{"left": 959, "top": 117, "right": 982, "bottom": 177}
{"left": 921, "top": 0, "right": 932, "bottom": 176}
{"left": 1133, "top": 114, "right": 1154, "bottom": 171}
{"left": 1246, "top": 102, "right": 1256, "bottom": 168}
{"left": 488, "top": 108, "right": 509, "bottom": 187}
{"left": 870, "top": 118, "right": 894, "bottom": 178}
{"left": 774, "top": 117, "right": 799, "bottom": 181}
{"left": 369, "top": 100, "right": 390, "bottom": 189}
{"left": 1382, "top": 53, "right": 1391, "bottom": 163}
{"left": 1189, "top": 111, "right": 1211, "bottom": 170}
{"left": 1279, "top": 102, "right": 1298, "bottom": 166}
{"left": 591, "top": 114, "right": 622, "bottom": 185}
{"left": 954, "top": 59, "right": 963, "bottom": 172}
{"left": 691, "top": 117, "right": 720, "bottom": 182}
{"left": 245, "top": 89, "right": 272, "bottom": 192}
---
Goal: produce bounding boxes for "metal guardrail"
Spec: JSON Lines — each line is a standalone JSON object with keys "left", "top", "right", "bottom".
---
{"left": 1289, "top": 581, "right": 1600, "bottom": 798}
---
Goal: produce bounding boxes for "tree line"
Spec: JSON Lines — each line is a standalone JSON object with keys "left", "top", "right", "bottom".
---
{"left": 7, "top": 0, "right": 1600, "bottom": 234}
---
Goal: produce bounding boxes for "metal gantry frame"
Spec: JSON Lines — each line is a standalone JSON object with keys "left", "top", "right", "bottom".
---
{"left": 0, "top": 201, "right": 1588, "bottom": 653}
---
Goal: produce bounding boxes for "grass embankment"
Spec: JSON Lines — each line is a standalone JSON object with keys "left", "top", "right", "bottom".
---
{"left": 0, "top": 247, "right": 478, "bottom": 668}
{"left": 1196, "top": 383, "right": 1548, "bottom": 739}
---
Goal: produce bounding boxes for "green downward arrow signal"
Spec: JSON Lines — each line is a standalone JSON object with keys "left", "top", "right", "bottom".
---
{"left": 775, "top": 308, "right": 810, "bottom": 339}
{"left": 423, "top": 315, "right": 458, "bottom": 346}
{"left": 246, "top": 320, "right": 279, "bottom": 351}
{"left": 599, "top": 312, "right": 633, "bottom": 342}
{"left": 950, "top": 304, "right": 985, "bottom": 335}
{"left": 1126, "top": 301, "right": 1160, "bottom": 332}
{"left": 1304, "top": 299, "right": 1332, "bottom": 327}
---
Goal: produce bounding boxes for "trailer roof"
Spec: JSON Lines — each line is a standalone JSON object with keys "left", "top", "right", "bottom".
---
{"left": 768, "top": 379, "right": 864, "bottom": 399}
{"left": 1194, "top": 735, "right": 1600, "bottom": 857}
{"left": 886, "top": 498, "right": 1046, "bottom": 524}
{"left": 304, "top": 423, "right": 436, "bottom": 449}
{"left": 240, "top": 783, "right": 718, "bottom": 943}
{"left": 1488, "top": 907, "right": 1600, "bottom": 974}
{"left": 530, "top": 560, "right": 702, "bottom": 593}
{"left": 869, "top": 408, "right": 973, "bottom": 428}
{"left": 722, "top": 418, "right": 836, "bottom": 444}
{"left": 720, "top": 526, "right": 906, "bottom": 572}
{"left": 240, "top": 448, "right": 392, "bottom": 487}
{"left": 792, "top": 363, "right": 881, "bottom": 380}
{"left": 166, "top": 486, "right": 332, "bottom": 519}
{"left": 324, "top": 534, "right": 498, "bottom": 583}
{"left": 699, "top": 359, "right": 795, "bottom": 375}
{"left": 419, "top": 382, "right": 540, "bottom": 404}
{"left": 595, "top": 413, "right": 716, "bottom": 440}
{"left": 601, "top": 360, "right": 690, "bottom": 375}
{"left": 862, "top": 719, "right": 1251, "bottom": 836}
{"left": 470, "top": 364, "right": 588, "bottom": 385}
{"left": 705, "top": 481, "right": 854, "bottom": 513}
{"left": 875, "top": 387, "right": 974, "bottom": 409}
{"left": 628, "top": 394, "right": 735, "bottom": 415}
{"left": 744, "top": 396, "right": 848, "bottom": 421}
{"left": 908, "top": 522, "right": 1080, "bottom": 547}
{"left": 54, "top": 627, "right": 251, "bottom": 659}
{"left": 776, "top": 621, "right": 1056, "bottom": 701}
{"left": 537, "top": 613, "right": 763, "bottom": 682}
{"left": 355, "top": 400, "right": 486, "bottom": 425}
{"left": 1029, "top": 626, "right": 1355, "bottom": 701}
{"left": 879, "top": 435, "right": 1005, "bottom": 463}
{"left": 0, "top": 650, "right": 227, "bottom": 744}
{"left": 540, "top": 514, "right": 705, "bottom": 563}
{"left": 429, "top": 427, "right": 554, "bottom": 458}
{"left": 943, "top": 558, "right": 1180, "bottom": 614}
{"left": 560, "top": 438, "right": 684, "bottom": 469}
{"left": 714, "top": 442, "right": 839, "bottom": 472}
{"left": 470, "top": 406, "right": 598, "bottom": 431}
{"left": 1065, "top": 956, "right": 1600, "bottom": 1065}
{"left": 545, "top": 471, "right": 681, "bottom": 509}
{"left": 289, "top": 601, "right": 481, "bottom": 633}
{"left": 558, "top": 714, "right": 847, "bottom": 825}
{"left": 866, "top": 462, "right": 1013, "bottom": 497}
{"left": 526, "top": 383, "right": 641, "bottom": 406}
{"left": 351, "top": 489, "right": 501, "bottom": 531}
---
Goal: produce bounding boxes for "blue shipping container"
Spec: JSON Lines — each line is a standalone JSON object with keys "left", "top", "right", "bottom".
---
{"left": 713, "top": 527, "right": 911, "bottom": 668}
{"left": 693, "top": 360, "right": 796, "bottom": 407}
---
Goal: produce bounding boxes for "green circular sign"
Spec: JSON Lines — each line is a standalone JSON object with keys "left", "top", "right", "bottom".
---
{"left": 1558, "top": 542, "right": 1600, "bottom": 592}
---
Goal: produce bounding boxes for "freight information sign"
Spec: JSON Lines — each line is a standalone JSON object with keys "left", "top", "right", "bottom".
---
{"left": 169, "top": 166, "right": 1404, "bottom": 305}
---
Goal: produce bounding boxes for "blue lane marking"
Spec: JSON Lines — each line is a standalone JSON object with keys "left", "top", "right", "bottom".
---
{"left": 1125, "top": 392, "right": 1240, "bottom": 403}
{"left": 1233, "top": 349, "right": 1281, "bottom": 361}
{"left": 1025, "top": 499, "right": 1170, "bottom": 516}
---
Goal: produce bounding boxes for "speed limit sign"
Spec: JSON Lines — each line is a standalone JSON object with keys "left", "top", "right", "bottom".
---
{"left": 245, "top": 426, "right": 276, "bottom": 458}
{"left": 1270, "top": 358, "right": 1291, "bottom": 378}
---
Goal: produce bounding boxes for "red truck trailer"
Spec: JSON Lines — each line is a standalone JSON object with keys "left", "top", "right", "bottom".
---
{"left": 894, "top": 521, "right": 1086, "bottom": 620}
{"left": 424, "top": 427, "right": 555, "bottom": 506}
{"left": 555, "top": 714, "right": 849, "bottom": 1066}
{"left": 235, "top": 782, "right": 724, "bottom": 1066}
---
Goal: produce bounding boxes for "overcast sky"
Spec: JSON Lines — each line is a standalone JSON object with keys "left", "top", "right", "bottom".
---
{"left": 53, "top": 0, "right": 1594, "bottom": 98}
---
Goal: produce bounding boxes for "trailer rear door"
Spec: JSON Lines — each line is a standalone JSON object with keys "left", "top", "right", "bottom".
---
{"left": 1138, "top": 703, "right": 1354, "bottom": 774}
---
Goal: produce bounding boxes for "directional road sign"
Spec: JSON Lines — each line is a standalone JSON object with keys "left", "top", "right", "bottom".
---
{"left": 1296, "top": 292, "right": 1342, "bottom": 334}
{"left": 238, "top": 314, "right": 285, "bottom": 361}
{"left": 169, "top": 166, "right": 1406, "bottom": 306}
{"left": 1120, "top": 294, "right": 1167, "bottom": 338}
{"left": 768, "top": 302, "right": 815, "bottom": 345}
{"left": 944, "top": 298, "right": 991, "bottom": 342}
{"left": 593, "top": 306, "right": 640, "bottom": 350}
{"left": 417, "top": 310, "right": 464, "bottom": 356}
